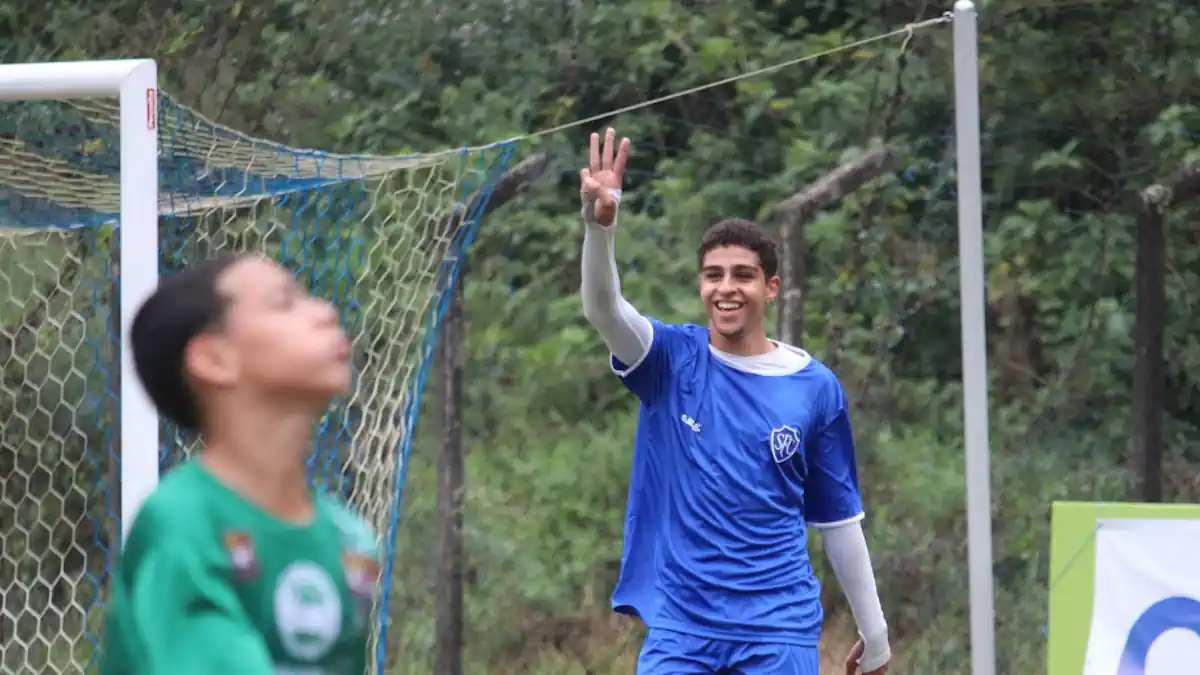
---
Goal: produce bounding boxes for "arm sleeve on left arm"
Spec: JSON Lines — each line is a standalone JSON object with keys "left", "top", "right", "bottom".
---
{"left": 579, "top": 189, "right": 655, "bottom": 368}
{"left": 579, "top": 217, "right": 654, "bottom": 367}
{"left": 821, "top": 520, "right": 890, "bottom": 672}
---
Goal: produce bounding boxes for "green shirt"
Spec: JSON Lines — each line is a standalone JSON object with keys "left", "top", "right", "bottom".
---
{"left": 100, "top": 461, "right": 380, "bottom": 675}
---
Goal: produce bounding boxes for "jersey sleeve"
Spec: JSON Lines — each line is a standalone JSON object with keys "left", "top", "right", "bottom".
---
{"left": 804, "top": 380, "right": 865, "bottom": 528}
{"left": 610, "top": 318, "right": 690, "bottom": 405}
{"left": 325, "top": 498, "right": 382, "bottom": 558}
{"left": 133, "top": 546, "right": 275, "bottom": 673}
{"left": 114, "top": 511, "right": 275, "bottom": 674}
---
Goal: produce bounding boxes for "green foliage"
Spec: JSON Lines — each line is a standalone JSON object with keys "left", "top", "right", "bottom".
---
{"left": 2, "top": 0, "right": 1200, "bottom": 674}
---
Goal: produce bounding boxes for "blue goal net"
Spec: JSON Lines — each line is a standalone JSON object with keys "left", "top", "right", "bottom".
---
{"left": 0, "top": 91, "right": 513, "bottom": 675}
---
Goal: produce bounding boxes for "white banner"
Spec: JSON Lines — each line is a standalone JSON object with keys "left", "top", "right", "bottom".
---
{"left": 1083, "top": 519, "right": 1200, "bottom": 675}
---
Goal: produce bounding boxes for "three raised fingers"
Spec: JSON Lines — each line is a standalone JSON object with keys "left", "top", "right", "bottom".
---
{"left": 589, "top": 128, "right": 630, "bottom": 175}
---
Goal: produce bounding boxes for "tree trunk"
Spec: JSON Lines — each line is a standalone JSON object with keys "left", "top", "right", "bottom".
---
{"left": 432, "top": 150, "right": 552, "bottom": 674}
{"left": 775, "top": 140, "right": 891, "bottom": 345}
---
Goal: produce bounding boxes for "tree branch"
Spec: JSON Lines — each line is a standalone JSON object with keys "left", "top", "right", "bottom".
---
{"left": 440, "top": 152, "right": 554, "bottom": 234}
{"left": 775, "top": 139, "right": 892, "bottom": 345}
{"left": 1142, "top": 159, "right": 1200, "bottom": 209}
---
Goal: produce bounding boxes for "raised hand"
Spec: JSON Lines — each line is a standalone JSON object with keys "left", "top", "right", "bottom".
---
{"left": 579, "top": 127, "right": 630, "bottom": 227}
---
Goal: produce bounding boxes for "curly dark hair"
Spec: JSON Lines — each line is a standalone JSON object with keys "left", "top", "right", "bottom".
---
{"left": 696, "top": 218, "right": 779, "bottom": 278}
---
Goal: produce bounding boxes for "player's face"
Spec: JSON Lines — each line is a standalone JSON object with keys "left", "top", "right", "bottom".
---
{"left": 699, "top": 245, "right": 780, "bottom": 342}
{"left": 213, "top": 257, "right": 351, "bottom": 400}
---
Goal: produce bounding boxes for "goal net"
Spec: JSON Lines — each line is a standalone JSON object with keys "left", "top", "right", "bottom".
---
{"left": 0, "top": 63, "right": 513, "bottom": 674}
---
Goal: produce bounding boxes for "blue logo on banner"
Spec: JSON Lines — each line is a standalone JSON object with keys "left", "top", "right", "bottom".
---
{"left": 1117, "top": 595, "right": 1200, "bottom": 675}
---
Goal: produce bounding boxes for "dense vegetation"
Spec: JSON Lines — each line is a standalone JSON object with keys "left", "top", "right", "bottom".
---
{"left": 1, "top": 0, "right": 1199, "bottom": 673}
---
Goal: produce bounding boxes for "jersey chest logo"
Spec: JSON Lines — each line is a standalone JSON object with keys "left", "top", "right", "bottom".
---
{"left": 274, "top": 562, "right": 343, "bottom": 661}
{"left": 769, "top": 425, "right": 802, "bottom": 464}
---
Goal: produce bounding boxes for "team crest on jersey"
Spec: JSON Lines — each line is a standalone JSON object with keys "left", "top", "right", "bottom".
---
{"left": 769, "top": 425, "right": 802, "bottom": 464}
{"left": 222, "top": 531, "right": 259, "bottom": 582}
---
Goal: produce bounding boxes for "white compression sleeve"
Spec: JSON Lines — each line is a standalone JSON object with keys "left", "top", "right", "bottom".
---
{"left": 579, "top": 190, "right": 653, "bottom": 367}
{"left": 821, "top": 520, "right": 890, "bottom": 672}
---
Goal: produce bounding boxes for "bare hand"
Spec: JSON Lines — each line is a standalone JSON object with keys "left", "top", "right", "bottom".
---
{"left": 844, "top": 639, "right": 865, "bottom": 675}
{"left": 579, "top": 127, "right": 630, "bottom": 227}
{"left": 845, "top": 639, "right": 889, "bottom": 675}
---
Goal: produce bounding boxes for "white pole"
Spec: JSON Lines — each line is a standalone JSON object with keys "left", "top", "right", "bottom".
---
{"left": 0, "top": 59, "right": 150, "bottom": 99}
{"left": 117, "top": 60, "right": 161, "bottom": 544}
{"left": 952, "top": 4, "right": 996, "bottom": 675}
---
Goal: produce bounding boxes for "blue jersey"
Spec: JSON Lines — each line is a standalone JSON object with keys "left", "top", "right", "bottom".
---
{"left": 610, "top": 320, "right": 864, "bottom": 646}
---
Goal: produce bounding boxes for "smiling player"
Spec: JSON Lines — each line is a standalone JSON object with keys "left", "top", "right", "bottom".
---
{"left": 580, "top": 128, "right": 891, "bottom": 675}
{"left": 101, "top": 255, "right": 380, "bottom": 675}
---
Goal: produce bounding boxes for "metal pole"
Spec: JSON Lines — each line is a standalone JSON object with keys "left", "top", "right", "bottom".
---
{"left": 118, "top": 60, "right": 161, "bottom": 544}
{"left": 952, "top": 4, "right": 997, "bottom": 675}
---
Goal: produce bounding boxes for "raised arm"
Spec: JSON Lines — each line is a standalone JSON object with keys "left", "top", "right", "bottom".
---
{"left": 579, "top": 129, "right": 653, "bottom": 367}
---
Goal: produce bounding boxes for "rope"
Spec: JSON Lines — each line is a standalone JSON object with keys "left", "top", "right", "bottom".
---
{"left": 167, "top": 13, "right": 954, "bottom": 165}
{"left": 476, "top": 13, "right": 953, "bottom": 151}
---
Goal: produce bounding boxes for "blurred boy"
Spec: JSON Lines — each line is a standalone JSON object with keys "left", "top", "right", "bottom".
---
{"left": 100, "top": 255, "right": 380, "bottom": 675}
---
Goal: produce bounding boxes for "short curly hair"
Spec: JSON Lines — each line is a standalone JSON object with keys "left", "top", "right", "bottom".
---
{"left": 696, "top": 218, "right": 779, "bottom": 278}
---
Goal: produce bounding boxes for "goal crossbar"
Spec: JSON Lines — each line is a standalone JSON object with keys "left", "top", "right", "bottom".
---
{"left": 0, "top": 59, "right": 155, "bottom": 100}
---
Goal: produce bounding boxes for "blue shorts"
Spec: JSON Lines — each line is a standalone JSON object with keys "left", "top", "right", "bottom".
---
{"left": 637, "top": 628, "right": 820, "bottom": 675}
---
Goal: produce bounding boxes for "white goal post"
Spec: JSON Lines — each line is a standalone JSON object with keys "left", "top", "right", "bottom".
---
{"left": 0, "top": 58, "right": 160, "bottom": 543}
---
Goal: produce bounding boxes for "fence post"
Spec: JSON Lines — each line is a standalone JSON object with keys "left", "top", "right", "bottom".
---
{"left": 435, "top": 282, "right": 466, "bottom": 675}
